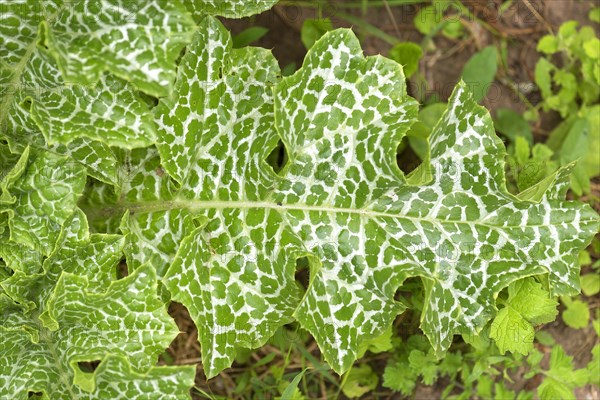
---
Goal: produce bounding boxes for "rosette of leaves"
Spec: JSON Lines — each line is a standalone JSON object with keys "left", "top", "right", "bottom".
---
{"left": 83, "top": 17, "right": 600, "bottom": 380}
{"left": 0, "top": 0, "right": 199, "bottom": 184}
{"left": 1, "top": 2, "right": 282, "bottom": 398}
{"left": 0, "top": 0, "right": 277, "bottom": 184}
{"left": 1, "top": 0, "right": 599, "bottom": 395}
{"left": 0, "top": 152, "right": 195, "bottom": 399}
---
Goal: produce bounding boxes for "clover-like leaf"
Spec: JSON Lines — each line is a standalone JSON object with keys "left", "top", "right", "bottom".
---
{"left": 490, "top": 278, "right": 558, "bottom": 355}
{"left": 82, "top": 19, "right": 600, "bottom": 378}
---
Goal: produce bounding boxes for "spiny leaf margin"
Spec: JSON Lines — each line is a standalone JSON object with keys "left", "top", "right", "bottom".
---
{"left": 82, "top": 18, "right": 600, "bottom": 378}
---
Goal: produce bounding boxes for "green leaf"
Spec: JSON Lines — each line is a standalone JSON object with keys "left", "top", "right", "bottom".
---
{"left": 490, "top": 306, "right": 535, "bottom": 355}
{"left": 279, "top": 369, "right": 308, "bottom": 400}
{"left": 414, "top": 5, "right": 439, "bottom": 35}
{"left": 357, "top": 325, "right": 393, "bottom": 357}
{"left": 583, "top": 38, "right": 600, "bottom": 59}
{"left": 537, "top": 35, "right": 559, "bottom": 54}
{"left": 301, "top": 19, "right": 334, "bottom": 50}
{"left": 590, "top": 7, "right": 600, "bottom": 23}
{"left": 499, "top": 0, "right": 514, "bottom": 14}
{"left": 406, "top": 103, "right": 447, "bottom": 160}
{"left": 561, "top": 298, "right": 590, "bottom": 329}
{"left": 587, "top": 344, "right": 600, "bottom": 386}
{"left": 414, "top": 2, "right": 463, "bottom": 39}
{"left": 583, "top": 106, "right": 600, "bottom": 178}
{"left": 438, "top": 351, "right": 462, "bottom": 378}
{"left": 341, "top": 365, "right": 378, "bottom": 398}
{"left": 383, "top": 362, "right": 416, "bottom": 394}
{"left": 461, "top": 46, "right": 498, "bottom": 102}
{"left": 546, "top": 106, "right": 600, "bottom": 188}
{"left": 507, "top": 279, "right": 559, "bottom": 323}
{"left": 539, "top": 380, "right": 576, "bottom": 400}
{"left": 558, "top": 21, "right": 580, "bottom": 39}
{"left": 560, "top": 118, "right": 589, "bottom": 165}
{"left": 508, "top": 137, "right": 557, "bottom": 192}
{"left": 535, "top": 58, "right": 555, "bottom": 100}
{"left": 282, "top": 63, "right": 298, "bottom": 77}
{"left": 490, "top": 278, "right": 558, "bottom": 355}
{"left": 476, "top": 374, "right": 494, "bottom": 397}
{"left": 538, "top": 346, "right": 589, "bottom": 400}
{"left": 409, "top": 349, "right": 439, "bottom": 385}
{"left": 514, "top": 136, "right": 530, "bottom": 166}
{"left": 494, "top": 108, "right": 533, "bottom": 145}
{"left": 535, "top": 330, "right": 555, "bottom": 346}
{"left": 442, "top": 20, "right": 464, "bottom": 39}
{"left": 560, "top": 118, "right": 591, "bottom": 195}
{"left": 388, "top": 42, "right": 423, "bottom": 78}
{"left": 232, "top": 27, "right": 269, "bottom": 48}
{"left": 580, "top": 274, "right": 600, "bottom": 296}
{"left": 495, "top": 382, "right": 516, "bottom": 400}
{"left": 527, "top": 348, "right": 544, "bottom": 367}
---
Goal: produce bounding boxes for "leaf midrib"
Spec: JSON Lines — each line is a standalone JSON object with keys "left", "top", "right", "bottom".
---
{"left": 83, "top": 198, "right": 567, "bottom": 230}
{"left": 32, "top": 312, "right": 78, "bottom": 399}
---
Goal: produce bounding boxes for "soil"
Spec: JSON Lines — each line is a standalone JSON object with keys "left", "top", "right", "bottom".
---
{"left": 167, "top": 1, "right": 600, "bottom": 399}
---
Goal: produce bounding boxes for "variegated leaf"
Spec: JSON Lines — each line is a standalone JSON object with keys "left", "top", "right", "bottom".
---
{"left": 91, "top": 355, "right": 195, "bottom": 400}
{"left": 0, "top": 265, "right": 193, "bottom": 399}
{"left": 29, "top": 73, "right": 158, "bottom": 149}
{"left": 4, "top": 0, "right": 196, "bottom": 97}
{"left": 0, "top": 0, "right": 193, "bottom": 183}
{"left": 1, "top": 150, "right": 86, "bottom": 255}
{"left": 80, "top": 19, "right": 600, "bottom": 378}
{"left": 1, "top": 209, "right": 124, "bottom": 311}
{"left": 71, "top": 18, "right": 599, "bottom": 377}
{"left": 81, "top": 147, "right": 197, "bottom": 278}
{"left": 0, "top": 39, "right": 120, "bottom": 184}
{"left": 186, "top": 0, "right": 278, "bottom": 19}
